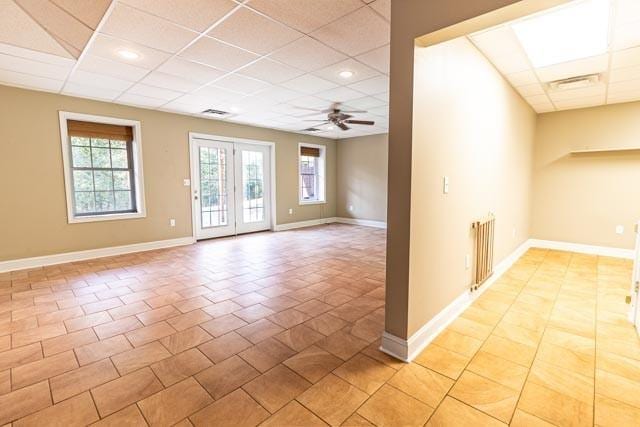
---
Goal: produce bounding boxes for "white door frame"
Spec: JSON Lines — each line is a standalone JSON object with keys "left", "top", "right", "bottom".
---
{"left": 188, "top": 132, "right": 277, "bottom": 240}
{"left": 632, "top": 221, "right": 640, "bottom": 332}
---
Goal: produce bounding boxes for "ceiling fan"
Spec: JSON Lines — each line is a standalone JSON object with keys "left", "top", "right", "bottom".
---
{"left": 297, "top": 102, "right": 375, "bottom": 131}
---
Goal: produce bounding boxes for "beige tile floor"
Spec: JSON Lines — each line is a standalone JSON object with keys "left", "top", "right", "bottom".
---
{"left": 0, "top": 224, "right": 639, "bottom": 426}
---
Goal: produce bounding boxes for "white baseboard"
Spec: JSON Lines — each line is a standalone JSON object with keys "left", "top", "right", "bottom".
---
{"left": 274, "top": 217, "right": 337, "bottom": 231}
{"left": 529, "top": 239, "right": 634, "bottom": 259}
{"left": 380, "top": 239, "right": 531, "bottom": 362}
{"left": 334, "top": 217, "right": 387, "bottom": 229}
{"left": 0, "top": 237, "right": 196, "bottom": 274}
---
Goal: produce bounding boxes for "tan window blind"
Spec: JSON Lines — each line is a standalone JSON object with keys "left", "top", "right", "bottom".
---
{"left": 300, "top": 146, "right": 321, "bottom": 157}
{"left": 67, "top": 120, "right": 134, "bottom": 141}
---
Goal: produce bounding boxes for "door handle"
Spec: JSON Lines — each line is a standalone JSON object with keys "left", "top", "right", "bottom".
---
{"left": 194, "top": 196, "right": 198, "bottom": 200}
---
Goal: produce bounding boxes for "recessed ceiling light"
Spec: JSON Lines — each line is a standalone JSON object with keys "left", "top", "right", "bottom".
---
{"left": 116, "top": 49, "right": 140, "bottom": 61}
{"left": 339, "top": 70, "right": 354, "bottom": 79}
{"left": 512, "top": 0, "right": 610, "bottom": 68}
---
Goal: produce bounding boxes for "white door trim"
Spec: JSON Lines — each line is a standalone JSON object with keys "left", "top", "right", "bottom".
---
{"left": 188, "top": 132, "right": 277, "bottom": 240}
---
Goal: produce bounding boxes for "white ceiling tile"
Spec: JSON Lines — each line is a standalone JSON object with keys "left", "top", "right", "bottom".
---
{"left": 246, "top": 0, "right": 363, "bottom": 33}
{"left": 525, "top": 94, "right": 551, "bottom": 105}
{"left": 117, "top": 93, "right": 167, "bottom": 108}
{"left": 490, "top": 50, "right": 531, "bottom": 74}
{"left": 280, "top": 74, "right": 338, "bottom": 95}
{"left": 0, "top": 69, "right": 63, "bottom": 92}
{"left": 62, "top": 82, "right": 122, "bottom": 101}
{"left": 317, "top": 86, "right": 366, "bottom": 103}
{"left": 0, "top": 53, "right": 71, "bottom": 80}
{"left": 355, "top": 44, "right": 389, "bottom": 74}
{"left": 608, "top": 78, "right": 640, "bottom": 95}
{"left": 531, "top": 104, "right": 555, "bottom": 113}
{"left": 119, "top": 0, "right": 238, "bottom": 32}
{"left": 535, "top": 54, "right": 609, "bottom": 82}
{"left": 212, "top": 74, "right": 271, "bottom": 95}
{"left": 343, "top": 96, "right": 386, "bottom": 110}
{"left": 126, "top": 83, "right": 183, "bottom": 101}
{"left": 208, "top": 7, "right": 302, "bottom": 55}
{"left": 0, "top": 1, "right": 72, "bottom": 58}
{"left": 312, "top": 58, "right": 380, "bottom": 85}
{"left": 78, "top": 54, "right": 149, "bottom": 82}
{"left": 470, "top": 26, "right": 522, "bottom": 58}
{"left": 609, "top": 64, "right": 640, "bottom": 82}
{"left": 505, "top": 70, "right": 538, "bottom": 87}
{"left": 68, "top": 70, "right": 133, "bottom": 91}
{"left": 100, "top": 4, "right": 198, "bottom": 53}
{"left": 238, "top": 58, "right": 305, "bottom": 84}
{"left": 253, "top": 86, "right": 301, "bottom": 103}
{"left": 287, "top": 95, "right": 331, "bottom": 112}
{"left": 554, "top": 94, "right": 605, "bottom": 110}
{"left": 613, "top": 19, "right": 640, "bottom": 51}
{"left": 612, "top": 46, "right": 640, "bottom": 69}
{"left": 373, "top": 91, "right": 388, "bottom": 102}
{"left": 368, "top": 105, "right": 388, "bottom": 116}
{"left": 516, "top": 83, "right": 545, "bottom": 97}
{"left": 140, "top": 71, "right": 201, "bottom": 92}
{"left": 607, "top": 87, "right": 640, "bottom": 103}
{"left": 0, "top": 42, "right": 75, "bottom": 67}
{"left": 192, "top": 84, "right": 246, "bottom": 102}
{"left": 347, "top": 75, "right": 388, "bottom": 95}
{"left": 369, "top": 0, "right": 390, "bottom": 21}
{"left": 311, "top": 7, "right": 389, "bottom": 56}
{"left": 172, "top": 93, "right": 215, "bottom": 108}
{"left": 157, "top": 58, "right": 225, "bottom": 84}
{"left": 547, "top": 83, "right": 606, "bottom": 102}
{"left": 179, "top": 37, "right": 259, "bottom": 71}
{"left": 161, "top": 101, "right": 205, "bottom": 114}
{"left": 616, "top": 0, "right": 640, "bottom": 24}
{"left": 269, "top": 36, "right": 347, "bottom": 72}
{"left": 89, "top": 34, "right": 171, "bottom": 69}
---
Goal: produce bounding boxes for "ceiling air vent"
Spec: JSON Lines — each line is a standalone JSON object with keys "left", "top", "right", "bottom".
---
{"left": 548, "top": 74, "right": 600, "bottom": 91}
{"left": 201, "top": 108, "right": 229, "bottom": 116}
{"left": 302, "top": 127, "right": 321, "bottom": 132}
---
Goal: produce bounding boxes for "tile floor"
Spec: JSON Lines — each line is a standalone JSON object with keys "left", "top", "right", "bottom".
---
{"left": 0, "top": 224, "right": 639, "bottom": 426}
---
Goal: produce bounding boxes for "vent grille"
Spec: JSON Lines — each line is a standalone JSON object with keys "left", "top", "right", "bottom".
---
{"left": 201, "top": 108, "right": 229, "bottom": 116}
{"left": 548, "top": 74, "right": 600, "bottom": 91}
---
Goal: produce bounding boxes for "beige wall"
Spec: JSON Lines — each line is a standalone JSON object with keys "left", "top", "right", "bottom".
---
{"left": 336, "top": 134, "right": 388, "bottom": 222}
{"left": 532, "top": 102, "right": 640, "bottom": 249}
{"left": 407, "top": 37, "right": 536, "bottom": 336}
{"left": 0, "top": 84, "right": 336, "bottom": 262}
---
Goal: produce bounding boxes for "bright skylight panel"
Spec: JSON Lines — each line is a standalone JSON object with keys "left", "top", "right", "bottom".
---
{"left": 512, "top": 0, "right": 610, "bottom": 68}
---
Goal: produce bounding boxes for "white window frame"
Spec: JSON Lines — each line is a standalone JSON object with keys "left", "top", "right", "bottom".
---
{"left": 298, "top": 142, "right": 326, "bottom": 205}
{"left": 59, "top": 111, "right": 146, "bottom": 224}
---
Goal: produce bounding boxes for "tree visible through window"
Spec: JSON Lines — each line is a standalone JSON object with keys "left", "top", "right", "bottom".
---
{"left": 299, "top": 144, "right": 325, "bottom": 203}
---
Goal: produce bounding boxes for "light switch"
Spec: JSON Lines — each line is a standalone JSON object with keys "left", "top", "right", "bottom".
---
{"left": 443, "top": 176, "right": 450, "bottom": 194}
{"left": 183, "top": 179, "right": 191, "bottom": 187}
{"left": 616, "top": 225, "right": 624, "bottom": 235}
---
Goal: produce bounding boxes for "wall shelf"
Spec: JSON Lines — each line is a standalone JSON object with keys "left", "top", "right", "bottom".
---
{"left": 570, "top": 147, "right": 640, "bottom": 154}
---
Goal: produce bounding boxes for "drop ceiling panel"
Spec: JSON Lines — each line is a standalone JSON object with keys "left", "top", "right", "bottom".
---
{"left": 179, "top": 36, "right": 259, "bottom": 71}
{"left": 348, "top": 75, "right": 388, "bottom": 95}
{"left": 369, "top": 0, "right": 391, "bottom": 21}
{"left": 101, "top": 4, "right": 198, "bottom": 54}
{"left": 516, "top": 83, "right": 546, "bottom": 97}
{"left": 253, "top": 86, "right": 301, "bottom": 103}
{"left": 78, "top": 55, "right": 149, "bottom": 82}
{"left": 119, "top": 0, "right": 238, "bottom": 32}
{"left": 535, "top": 54, "right": 608, "bottom": 82}
{"left": 118, "top": 93, "right": 167, "bottom": 108}
{"left": 211, "top": 74, "right": 271, "bottom": 95}
{"left": 547, "top": 83, "right": 606, "bottom": 102}
{"left": 269, "top": 36, "right": 347, "bottom": 72}
{"left": 281, "top": 74, "right": 338, "bottom": 95}
{"left": 344, "top": 95, "right": 386, "bottom": 110}
{"left": 0, "top": 1, "right": 72, "bottom": 58}
{"left": 311, "top": 7, "right": 389, "bottom": 56}
{"left": 609, "top": 64, "right": 640, "bottom": 82}
{"left": 238, "top": 58, "right": 305, "bottom": 84}
{"left": 0, "top": 53, "right": 72, "bottom": 80}
{"left": 612, "top": 20, "right": 640, "bottom": 51}
{"left": 157, "top": 58, "right": 225, "bottom": 84}
{"left": 0, "top": 68, "right": 63, "bottom": 92}
{"left": 555, "top": 94, "right": 606, "bottom": 110}
{"left": 0, "top": 42, "right": 74, "bottom": 67}
{"left": 246, "top": 0, "right": 363, "bottom": 33}
{"left": 208, "top": 7, "right": 302, "bottom": 55}
{"left": 126, "top": 83, "right": 183, "bottom": 101}
{"left": 355, "top": 44, "right": 390, "bottom": 74}
{"left": 63, "top": 81, "right": 122, "bottom": 101}
{"left": 316, "top": 86, "right": 366, "bottom": 103}
{"left": 505, "top": 70, "right": 539, "bottom": 87}
{"left": 51, "top": 0, "right": 112, "bottom": 29}
{"left": 140, "top": 71, "right": 201, "bottom": 93}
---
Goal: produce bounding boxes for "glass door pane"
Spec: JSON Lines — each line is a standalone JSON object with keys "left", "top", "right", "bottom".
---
{"left": 242, "top": 150, "right": 265, "bottom": 224}
{"left": 199, "top": 146, "right": 229, "bottom": 228}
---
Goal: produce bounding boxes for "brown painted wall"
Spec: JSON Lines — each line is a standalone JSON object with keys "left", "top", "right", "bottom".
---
{"left": 532, "top": 102, "right": 640, "bottom": 249}
{"left": 0, "top": 84, "right": 336, "bottom": 261}
{"left": 336, "top": 134, "right": 388, "bottom": 222}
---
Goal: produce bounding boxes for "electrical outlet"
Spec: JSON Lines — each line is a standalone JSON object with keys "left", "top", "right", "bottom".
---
{"left": 170, "top": 219, "right": 176, "bottom": 227}
{"left": 465, "top": 254, "right": 471, "bottom": 269}
{"left": 183, "top": 179, "right": 190, "bottom": 187}
{"left": 443, "top": 176, "right": 449, "bottom": 194}
{"left": 349, "top": 205, "right": 354, "bottom": 212}
{"left": 616, "top": 225, "right": 624, "bottom": 235}
{"left": 288, "top": 208, "right": 293, "bottom": 215}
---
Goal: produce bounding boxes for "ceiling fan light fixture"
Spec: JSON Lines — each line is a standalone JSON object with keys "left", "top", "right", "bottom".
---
{"left": 339, "top": 70, "right": 354, "bottom": 79}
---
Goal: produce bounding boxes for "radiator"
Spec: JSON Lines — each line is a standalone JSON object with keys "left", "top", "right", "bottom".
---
{"left": 472, "top": 214, "right": 495, "bottom": 290}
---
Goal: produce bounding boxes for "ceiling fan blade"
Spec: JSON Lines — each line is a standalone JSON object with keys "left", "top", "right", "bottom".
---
{"left": 337, "top": 122, "right": 350, "bottom": 131}
{"left": 344, "top": 120, "right": 375, "bottom": 126}
{"left": 340, "top": 110, "right": 368, "bottom": 114}
{"left": 292, "top": 106, "right": 324, "bottom": 112}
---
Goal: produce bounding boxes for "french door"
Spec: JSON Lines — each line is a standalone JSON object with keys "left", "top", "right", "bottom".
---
{"left": 190, "top": 136, "right": 272, "bottom": 239}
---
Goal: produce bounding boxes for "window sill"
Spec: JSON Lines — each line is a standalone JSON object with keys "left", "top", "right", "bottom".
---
{"left": 299, "top": 200, "right": 326, "bottom": 206}
{"left": 68, "top": 211, "right": 146, "bottom": 224}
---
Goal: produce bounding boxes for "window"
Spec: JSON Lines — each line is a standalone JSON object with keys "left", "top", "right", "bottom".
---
{"left": 60, "top": 112, "right": 145, "bottom": 223}
{"left": 299, "top": 143, "right": 326, "bottom": 204}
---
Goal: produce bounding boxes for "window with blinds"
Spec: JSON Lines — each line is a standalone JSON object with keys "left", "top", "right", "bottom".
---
{"left": 60, "top": 112, "right": 145, "bottom": 223}
{"left": 299, "top": 144, "right": 326, "bottom": 204}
